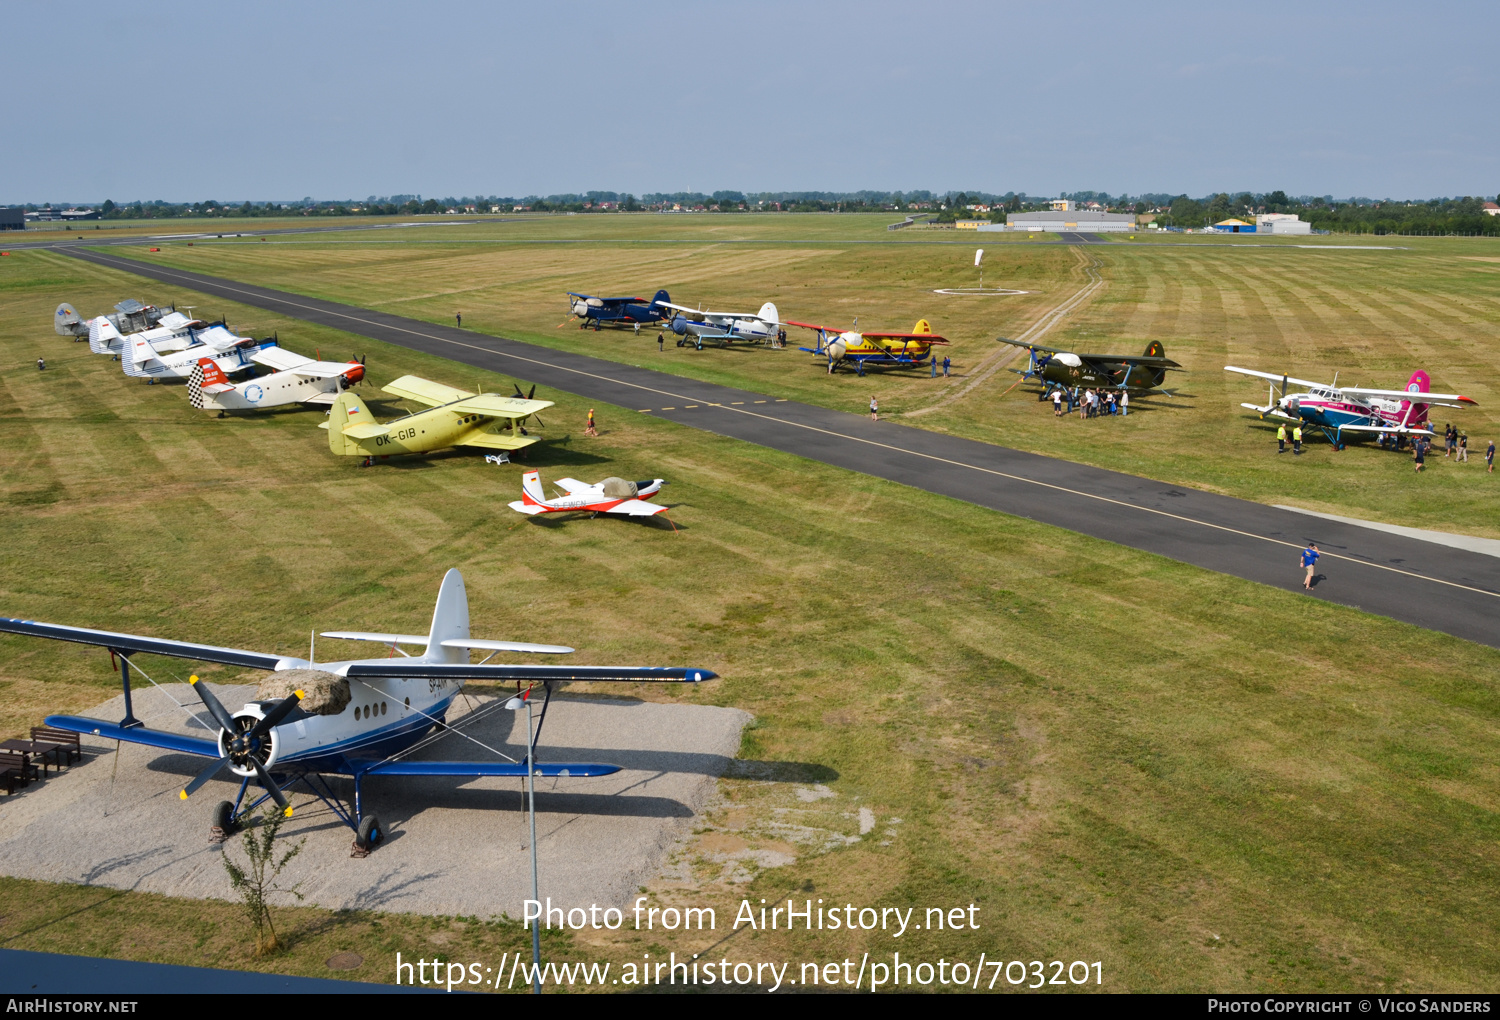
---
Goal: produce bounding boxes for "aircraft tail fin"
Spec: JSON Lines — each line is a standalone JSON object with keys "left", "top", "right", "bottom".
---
{"left": 1399, "top": 369, "right": 1432, "bottom": 424}
{"left": 122, "top": 335, "right": 157, "bottom": 377}
{"left": 758, "top": 302, "right": 779, "bottom": 324}
{"left": 1405, "top": 369, "right": 1431, "bottom": 395}
{"left": 912, "top": 319, "right": 933, "bottom": 335}
{"left": 327, "top": 391, "right": 377, "bottom": 455}
{"left": 89, "top": 317, "right": 121, "bottom": 354}
{"left": 652, "top": 289, "right": 671, "bottom": 308}
{"left": 54, "top": 303, "right": 82, "bottom": 336}
{"left": 188, "top": 359, "right": 229, "bottom": 410}
{"left": 1143, "top": 340, "right": 1165, "bottom": 358}
{"left": 520, "top": 470, "right": 548, "bottom": 507}
{"left": 424, "top": 568, "right": 470, "bottom": 664}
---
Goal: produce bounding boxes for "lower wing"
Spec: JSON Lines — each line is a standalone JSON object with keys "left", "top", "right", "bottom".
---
{"left": 363, "top": 760, "right": 619, "bottom": 778}
{"left": 459, "top": 433, "right": 539, "bottom": 451}
{"left": 45, "top": 715, "right": 220, "bottom": 757}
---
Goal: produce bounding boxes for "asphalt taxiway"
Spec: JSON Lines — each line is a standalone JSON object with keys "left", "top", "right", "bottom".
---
{"left": 51, "top": 247, "right": 1500, "bottom": 650}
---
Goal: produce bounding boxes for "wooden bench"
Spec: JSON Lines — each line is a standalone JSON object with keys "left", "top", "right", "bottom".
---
{"left": 0, "top": 751, "right": 38, "bottom": 792}
{"left": 31, "top": 726, "right": 81, "bottom": 765}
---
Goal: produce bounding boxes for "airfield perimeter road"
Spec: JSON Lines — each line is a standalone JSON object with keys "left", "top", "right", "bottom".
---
{"left": 54, "top": 246, "right": 1500, "bottom": 650}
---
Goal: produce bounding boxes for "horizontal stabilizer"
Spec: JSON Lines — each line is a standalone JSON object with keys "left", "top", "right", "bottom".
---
{"left": 342, "top": 422, "right": 390, "bottom": 440}
{"left": 341, "top": 662, "right": 717, "bottom": 683}
{"left": 383, "top": 375, "right": 472, "bottom": 407}
{"left": 507, "top": 500, "right": 547, "bottom": 515}
{"left": 302, "top": 392, "right": 338, "bottom": 405}
{"left": 0, "top": 616, "right": 284, "bottom": 670}
{"left": 43, "top": 715, "right": 221, "bottom": 758}
{"left": 321, "top": 631, "right": 430, "bottom": 646}
{"left": 363, "top": 760, "right": 620, "bottom": 778}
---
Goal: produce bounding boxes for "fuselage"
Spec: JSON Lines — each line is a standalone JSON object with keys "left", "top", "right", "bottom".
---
{"left": 230, "top": 660, "right": 462, "bottom": 777}
{"left": 1034, "top": 353, "right": 1167, "bottom": 393}
{"left": 334, "top": 401, "right": 538, "bottom": 458}
{"left": 669, "top": 315, "right": 775, "bottom": 345}
{"left": 1284, "top": 390, "right": 1429, "bottom": 434}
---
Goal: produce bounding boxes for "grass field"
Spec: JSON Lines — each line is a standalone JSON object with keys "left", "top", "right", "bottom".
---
{"left": 113, "top": 213, "right": 1500, "bottom": 539}
{"left": 1, "top": 244, "right": 1497, "bottom": 991}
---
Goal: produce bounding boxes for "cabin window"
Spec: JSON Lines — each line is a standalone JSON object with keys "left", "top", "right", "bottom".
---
{"left": 381, "top": 702, "right": 387, "bottom": 715}
{"left": 404, "top": 697, "right": 410, "bottom": 708}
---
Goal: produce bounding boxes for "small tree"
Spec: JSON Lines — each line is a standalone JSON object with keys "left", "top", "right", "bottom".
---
{"left": 222, "top": 805, "right": 306, "bottom": 955}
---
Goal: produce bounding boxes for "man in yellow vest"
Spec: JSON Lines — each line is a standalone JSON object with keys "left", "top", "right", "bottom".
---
{"left": 1277, "top": 423, "right": 1287, "bottom": 453}
{"left": 1292, "top": 425, "right": 1303, "bottom": 455}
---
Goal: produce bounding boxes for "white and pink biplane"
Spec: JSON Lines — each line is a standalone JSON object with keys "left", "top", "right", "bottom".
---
{"left": 508, "top": 471, "right": 670, "bottom": 519}
{"left": 1225, "top": 365, "right": 1477, "bottom": 444}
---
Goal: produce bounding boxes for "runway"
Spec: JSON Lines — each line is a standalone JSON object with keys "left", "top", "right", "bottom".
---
{"left": 53, "top": 247, "right": 1500, "bottom": 650}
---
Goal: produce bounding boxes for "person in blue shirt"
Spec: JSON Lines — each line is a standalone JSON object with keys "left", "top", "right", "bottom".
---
{"left": 1301, "top": 542, "right": 1319, "bottom": 590}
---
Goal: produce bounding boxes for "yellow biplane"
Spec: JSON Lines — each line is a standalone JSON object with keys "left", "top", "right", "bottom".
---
{"left": 322, "top": 375, "right": 553, "bottom": 464}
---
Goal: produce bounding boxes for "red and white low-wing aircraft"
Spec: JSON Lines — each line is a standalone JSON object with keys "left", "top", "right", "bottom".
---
{"left": 508, "top": 471, "right": 669, "bottom": 518}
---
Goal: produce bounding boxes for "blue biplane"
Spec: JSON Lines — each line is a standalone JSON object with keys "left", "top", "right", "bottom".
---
{"left": 566, "top": 290, "right": 671, "bottom": 331}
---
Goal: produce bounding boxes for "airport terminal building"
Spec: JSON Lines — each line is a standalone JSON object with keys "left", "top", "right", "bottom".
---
{"left": 981, "top": 209, "right": 1135, "bottom": 233}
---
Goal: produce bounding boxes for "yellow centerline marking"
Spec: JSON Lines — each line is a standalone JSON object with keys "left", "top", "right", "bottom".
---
{"left": 75, "top": 249, "right": 1496, "bottom": 602}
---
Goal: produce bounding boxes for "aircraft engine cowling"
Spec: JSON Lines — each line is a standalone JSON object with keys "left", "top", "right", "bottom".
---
{"left": 572, "top": 300, "right": 590, "bottom": 317}
{"left": 826, "top": 338, "right": 847, "bottom": 362}
{"left": 670, "top": 315, "right": 689, "bottom": 335}
{"left": 341, "top": 362, "right": 366, "bottom": 387}
{"left": 218, "top": 704, "right": 282, "bottom": 777}
{"left": 1282, "top": 395, "right": 1301, "bottom": 416}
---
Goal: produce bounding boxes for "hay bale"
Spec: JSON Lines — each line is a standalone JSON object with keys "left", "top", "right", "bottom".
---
{"left": 599, "top": 477, "right": 638, "bottom": 499}
{"left": 256, "top": 669, "right": 350, "bottom": 716}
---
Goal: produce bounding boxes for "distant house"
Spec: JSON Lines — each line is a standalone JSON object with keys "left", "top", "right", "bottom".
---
{"left": 1211, "top": 218, "right": 1255, "bottom": 233}
{"left": 1484, "top": 202, "right": 1500, "bottom": 216}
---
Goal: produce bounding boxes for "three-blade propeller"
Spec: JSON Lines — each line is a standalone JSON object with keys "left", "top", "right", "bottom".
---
{"left": 178, "top": 675, "right": 303, "bottom": 817}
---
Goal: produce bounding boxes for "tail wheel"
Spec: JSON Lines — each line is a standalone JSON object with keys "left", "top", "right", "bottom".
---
{"left": 356, "top": 814, "right": 383, "bottom": 852}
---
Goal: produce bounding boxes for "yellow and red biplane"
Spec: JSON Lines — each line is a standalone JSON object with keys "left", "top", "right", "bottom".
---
{"left": 789, "top": 318, "right": 949, "bottom": 373}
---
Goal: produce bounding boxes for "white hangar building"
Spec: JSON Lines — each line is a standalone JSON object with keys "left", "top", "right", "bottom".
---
{"left": 979, "top": 209, "right": 1135, "bottom": 233}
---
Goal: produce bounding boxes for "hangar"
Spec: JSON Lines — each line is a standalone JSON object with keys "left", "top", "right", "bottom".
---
{"left": 0, "top": 207, "right": 23, "bottom": 231}
{"left": 981, "top": 209, "right": 1135, "bottom": 233}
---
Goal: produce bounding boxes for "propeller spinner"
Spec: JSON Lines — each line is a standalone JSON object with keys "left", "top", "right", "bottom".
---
{"left": 179, "top": 675, "right": 303, "bottom": 816}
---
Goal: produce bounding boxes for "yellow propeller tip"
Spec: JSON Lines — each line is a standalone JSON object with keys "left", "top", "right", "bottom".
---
{"left": 179, "top": 790, "right": 188, "bottom": 800}
{"left": 189, "top": 675, "right": 199, "bottom": 684}
{"left": 294, "top": 690, "right": 306, "bottom": 699}
{"left": 284, "top": 806, "right": 293, "bottom": 817}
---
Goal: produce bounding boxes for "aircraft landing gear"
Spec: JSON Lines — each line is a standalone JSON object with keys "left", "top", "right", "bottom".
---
{"left": 353, "top": 814, "right": 383, "bottom": 857}
{"left": 210, "top": 800, "right": 239, "bottom": 842}
{"left": 676, "top": 338, "right": 685, "bottom": 347}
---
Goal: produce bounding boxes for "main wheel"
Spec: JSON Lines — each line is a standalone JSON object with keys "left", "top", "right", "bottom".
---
{"left": 211, "top": 800, "right": 238, "bottom": 836}
{"left": 356, "top": 814, "right": 383, "bottom": 852}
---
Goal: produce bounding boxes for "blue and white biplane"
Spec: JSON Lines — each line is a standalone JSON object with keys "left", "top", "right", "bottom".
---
{"left": 566, "top": 290, "right": 671, "bottom": 331}
{"left": 0, "top": 569, "right": 716, "bottom": 853}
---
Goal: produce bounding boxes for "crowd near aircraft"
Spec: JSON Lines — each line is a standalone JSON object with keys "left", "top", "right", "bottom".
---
{"left": 1224, "top": 365, "right": 1477, "bottom": 443}
{"left": 790, "top": 318, "right": 949, "bottom": 372}
{"left": 508, "top": 471, "right": 669, "bottom": 519}
{"left": 0, "top": 570, "right": 716, "bottom": 852}
{"left": 322, "top": 375, "right": 553, "bottom": 464}
{"left": 189, "top": 349, "right": 367, "bottom": 413}
{"left": 660, "top": 300, "right": 782, "bottom": 349}
{"left": 566, "top": 290, "right": 671, "bottom": 331}
{"left": 1001, "top": 338, "right": 1183, "bottom": 395}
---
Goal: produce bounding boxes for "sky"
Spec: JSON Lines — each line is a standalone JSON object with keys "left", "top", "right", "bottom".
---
{"left": 7, "top": 0, "right": 1496, "bottom": 204}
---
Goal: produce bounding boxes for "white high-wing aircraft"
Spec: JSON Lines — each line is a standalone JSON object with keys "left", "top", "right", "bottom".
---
{"left": 55, "top": 300, "right": 166, "bottom": 341}
{"left": 188, "top": 348, "right": 367, "bottom": 412}
{"left": 659, "top": 300, "right": 782, "bottom": 349}
{"left": 509, "top": 471, "right": 669, "bottom": 518}
{"left": 0, "top": 569, "right": 716, "bottom": 852}
{"left": 87, "top": 310, "right": 202, "bottom": 357}
{"left": 123, "top": 324, "right": 272, "bottom": 382}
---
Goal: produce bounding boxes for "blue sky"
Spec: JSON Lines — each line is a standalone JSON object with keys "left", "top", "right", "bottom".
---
{"left": 7, "top": 0, "right": 1495, "bottom": 203}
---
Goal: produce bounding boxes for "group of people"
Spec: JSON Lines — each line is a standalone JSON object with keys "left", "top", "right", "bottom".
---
{"left": 1050, "top": 386, "right": 1126, "bottom": 418}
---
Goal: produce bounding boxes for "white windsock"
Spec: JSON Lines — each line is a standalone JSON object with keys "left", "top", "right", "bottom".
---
{"left": 974, "top": 249, "right": 984, "bottom": 267}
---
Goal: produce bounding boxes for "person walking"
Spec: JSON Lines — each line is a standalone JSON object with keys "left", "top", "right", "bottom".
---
{"left": 943, "top": 356, "right": 951, "bottom": 378}
{"left": 584, "top": 408, "right": 598, "bottom": 437}
{"left": 1052, "top": 388, "right": 1063, "bottom": 417}
{"left": 36, "top": 357, "right": 45, "bottom": 371}
{"left": 931, "top": 355, "right": 937, "bottom": 378}
{"left": 870, "top": 395, "right": 878, "bottom": 421}
{"left": 1487, "top": 439, "right": 1495, "bottom": 473}
{"left": 1457, "top": 432, "right": 1468, "bottom": 462}
{"left": 1301, "top": 542, "right": 1320, "bottom": 590}
{"left": 1277, "top": 423, "right": 1287, "bottom": 453}
{"left": 1445, "top": 424, "right": 1456, "bottom": 458}
{"left": 658, "top": 334, "right": 664, "bottom": 352}
{"left": 455, "top": 312, "right": 462, "bottom": 328}
{"left": 1414, "top": 437, "right": 1426, "bottom": 472}
{"left": 1120, "top": 390, "right": 1128, "bottom": 416}
{"left": 1292, "top": 424, "right": 1303, "bottom": 455}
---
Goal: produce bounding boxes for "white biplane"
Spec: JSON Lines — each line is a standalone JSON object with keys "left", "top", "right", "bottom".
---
{"left": 0, "top": 569, "right": 715, "bottom": 852}
{"left": 122, "top": 324, "right": 272, "bottom": 383}
{"left": 188, "top": 349, "right": 367, "bottom": 412}
{"left": 659, "top": 300, "right": 782, "bottom": 349}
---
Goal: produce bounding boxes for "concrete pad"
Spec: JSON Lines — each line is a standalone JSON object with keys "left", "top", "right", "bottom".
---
{"left": 0, "top": 683, "right": 749, "bottom": 918}
{"left": 1275, "top": 505, "right": 1500, "bottom": 560}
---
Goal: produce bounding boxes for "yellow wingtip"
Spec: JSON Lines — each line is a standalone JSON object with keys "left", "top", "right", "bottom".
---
{"left": 179, "top": 790, "right": 188, "bottom": 800}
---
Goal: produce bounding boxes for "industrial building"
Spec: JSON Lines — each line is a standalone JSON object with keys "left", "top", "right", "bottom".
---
{"left": 1255, "top": 213, "right": 1311, "bottom": 235}
{"left": 0, "top": 207, "right": 24, "bottom": 231}
{"left": 980, "top": 209, "right": 1135, "bottom": 233}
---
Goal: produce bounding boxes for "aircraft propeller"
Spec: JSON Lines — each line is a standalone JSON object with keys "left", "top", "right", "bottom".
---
{"left": 179, "top": 675, "right": 304, "bottom": 816}
{"left": 512, "top": 383, "right": 545, "bottom": 428}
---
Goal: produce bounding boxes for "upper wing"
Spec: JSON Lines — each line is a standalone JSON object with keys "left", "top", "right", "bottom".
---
{"left": 449, "top": 395, "right": 554, "bottom": 418}
{"left": 44, "top": 715, "right": 221, "bottom": 757}
{"left": 251, "top": 347, "right": 315, "bottom": 372}
{"left": 341, "top": 663, "right": 716, "bottom": 682}
{"left": 0, "top": 616, "right": 286, "bottom": 670}
{"left": 320, "top": 632, "right": 574, "bottom": 654}
{"left": 785, "top": 320, "right": 843, "bottom": 333}
{"left": 364, "top": 760, "right": 619, "bottom": 778}
{"left": 864, "top": 332, "right": 949, "bottom": 343}
{"left": 1340, "top": 386, "right": 1476, "bottom": 405}
{"left": 383, "top": 375, "right": 473, "bottom": 407}
{"left": 1224, "top": 366, "right": 1329, "bottom": 389}
{"left": 1080, "top": 353, "right": 1181, "bottom": 368}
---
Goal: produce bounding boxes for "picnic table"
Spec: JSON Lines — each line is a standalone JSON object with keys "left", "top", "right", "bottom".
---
{"left": 0, "top": 739, "right": 68, "bottom": 775}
